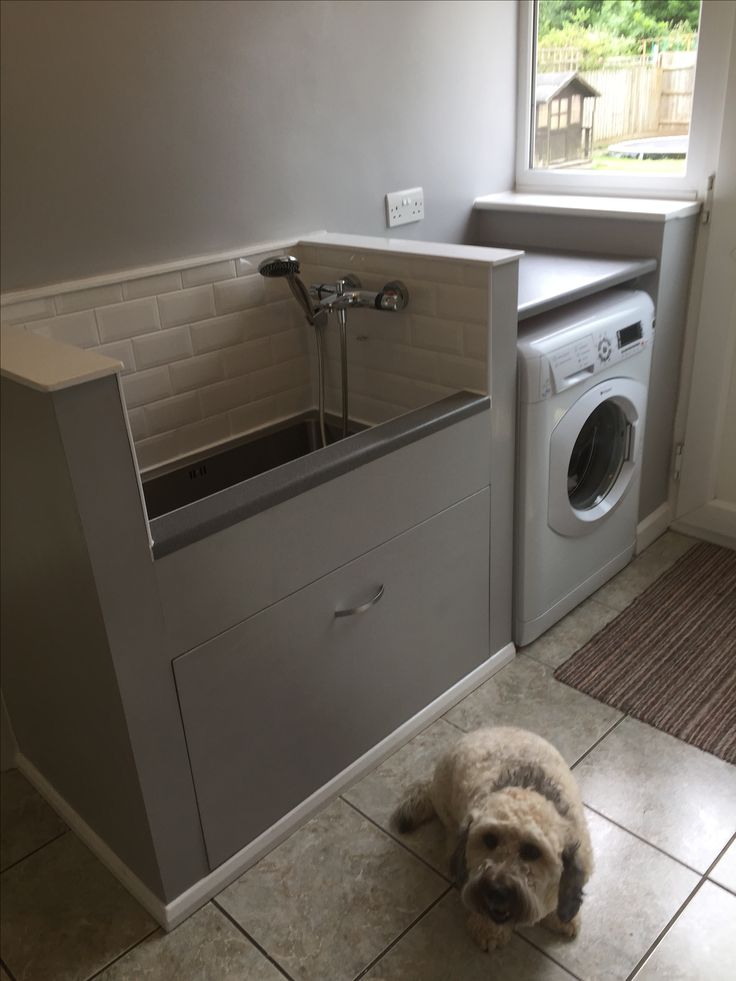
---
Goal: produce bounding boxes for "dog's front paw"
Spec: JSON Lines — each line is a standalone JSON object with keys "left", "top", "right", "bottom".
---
{"left": 466, "top": 912, "right": 512, "bottom": 952}
{"left": 541, "top": 911, "right": 580, "bottom": 940}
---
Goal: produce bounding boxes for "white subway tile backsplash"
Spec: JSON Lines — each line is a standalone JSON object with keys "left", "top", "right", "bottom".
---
{"left": 121, "top": 366, "right": 172, "bottom": 408}
{"left": 29, "top": 310, "right": 99, "bottom": 348}
{"left": 405, "top": 257, "right": 464, "bottom": 285}
{"left": 123, "top": 271, "right": 182, "bottom": 300}
{"left": 126, "top": 407, "right": 149, "bottom": 441}
{"left": 190, "top": 312, "right": 248, "bottom": 353}
{"left": 175, "top": 414, "right": 232, "bottom": 458}
{"left": 436, "top": 284, "right": 489, "bottom": 324}
{"left": 411, "top": 315, "right": 463, "bottom": 355}
{"left": 463, "top": 323, "right": 488, "bottom": 360}
{"left": 199, "top": 376, "right": 252, "bottom": 417}
{"left": 56, "top": 284, "right": 123, "bottom": 314}
{"left": 440, "top": 355, "right": 487, "bottom": 393}
{"left": 135, "top": 431, "right": 181, "bottom": 473}
{"left": 213, "top": 275, "right": 265, "bottom": 315}
{"left": 96, "top": 297, "right": 160, "bottom": 342}
{"left": 3, "top": 238, "right": 492, "bottom": 472}
{"left": 249, "top": 358, "right": 310, "bottom": 402}
{"left": 96, "top": 340, "right": 136, "bottom": 374}
{"left": 181, "top": 260, "right": 236, "bottom": 288}
{"left": 169, "top": 351, "right": 224, "bottom": 393}
{"left": 1, "top": 296, "right": 55, "bottom": 327}
{"left": 222, "top": 338, "right": 272, "bottom": 379}
{"left": 270, "top": 327, "right": 308, "bottom": 363}
{"left": 133, "top": 325, "right": 192, "bottom": 370}
{"left": 157, "top": 285, "right": 215, "bottom": 328}
{"left": 144, "top": 392, "right": 201, "bottom": 436}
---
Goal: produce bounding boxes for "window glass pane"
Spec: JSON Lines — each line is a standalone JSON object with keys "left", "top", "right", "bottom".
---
{"left": 538, "top": 102, "right": 549, "bottom": 126}
{"left": 532, "top": 0, "right": 701, "bottom": 173}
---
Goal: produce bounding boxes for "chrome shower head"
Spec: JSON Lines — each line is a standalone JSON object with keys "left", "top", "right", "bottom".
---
{"left": 258, "top": 255, "right": 301, "bottom": 278}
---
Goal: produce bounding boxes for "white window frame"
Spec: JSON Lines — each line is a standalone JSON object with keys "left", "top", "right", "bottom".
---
{"left": 516, "top": 0, "right": 735, "bottom": 200}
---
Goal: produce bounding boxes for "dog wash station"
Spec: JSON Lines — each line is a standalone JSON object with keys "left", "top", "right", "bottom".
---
{"left": 1, "top": 202, "right": 698, "bottom": 927}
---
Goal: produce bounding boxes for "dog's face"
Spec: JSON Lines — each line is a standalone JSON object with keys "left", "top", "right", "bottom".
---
{"left": 451, "top": 789, "right": 578, "bottom": 927}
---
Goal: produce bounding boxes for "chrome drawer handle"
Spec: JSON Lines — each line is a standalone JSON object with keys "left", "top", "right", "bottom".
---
{"left": 335, "top": 584, "right": 385, "bottom": 618}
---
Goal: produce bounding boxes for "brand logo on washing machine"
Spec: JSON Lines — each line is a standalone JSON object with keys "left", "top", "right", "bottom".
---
{"left": 599, "top": 385, "right": 613, "bottom": 396}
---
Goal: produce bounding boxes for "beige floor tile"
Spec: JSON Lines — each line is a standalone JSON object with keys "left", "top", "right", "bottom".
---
{"left": 96, "top": 903, "right": 284, "bottom": 980}
{"left": 0, "top": 832, "right": 155, "bottom": 981}
{"left": 363, "top": 891, "right": 574, "bottom": 980}
{"left": 342, "top": 718, "right": 460, "bottom": 875}
{"left": 217, "top": 797, "right": 447, "bottom": 981}
{"left": 709, "top": 839, "right": 736, "bottom": 893}
{"left": 633, "top": 881, "right": 736, "bottom": 981}
{"left": 593, "top": 532, "right": 697, "bottom": 612}
{"left": 520, "top": 598, "right": 619, "bottom": 669}
{"left": 573, "top": 717, "right": 736, "bottom": 872}
{"left": 1, "top": 769, "right": 66, "bottom": 871}
{"left": 445, "top": 655, "right": 622, "bottom": 765}
{"left": 521, "top": 809, "right": 699, "bottom": 981}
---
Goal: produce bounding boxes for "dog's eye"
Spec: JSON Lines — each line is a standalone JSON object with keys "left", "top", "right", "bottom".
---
{"left": 520, "top": 843, "right": 542, "bottom": 861}
{"left": 483, "top": 833, "right": 498, "bottom": 850}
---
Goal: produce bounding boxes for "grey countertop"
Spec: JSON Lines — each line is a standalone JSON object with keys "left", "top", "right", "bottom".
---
{"left": 149, "top": 391, "right": 490, "bottom": 558}
{"left": 518, "top": 251, "right": 657, "bottom": 320}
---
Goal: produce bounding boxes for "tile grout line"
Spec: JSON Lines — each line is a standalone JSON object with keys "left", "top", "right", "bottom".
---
{"left": 515, "top": 932, "right": 586, "bottom": 980}
{"left": 571, "top": 713, "right": 628, "bottom": 769}
{"left": 212, "top": 900, "right": 296, "bottom": 981}
{"left": 623, "top": 877, "right": 707, "bottom": 981}
{"left": 84, "top": 927, "right": 160, "bottom": 981}
{"left": 0, "top": 956, "right": 18, "bottom": 981}
{"left": 340, "top": 797, "right": 453, "bottom": 885}
{"left": 351, "top": 885, "right": 453, "bottom": 981}
{"left": 0, "top": 828, "right": 69, "bottom": 876}
{"left": 580, "top": 801, "right": 728, "bottom": 878}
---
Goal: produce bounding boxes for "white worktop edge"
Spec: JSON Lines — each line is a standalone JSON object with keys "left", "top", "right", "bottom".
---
{"left": 0, "top": 332, "right": 123, "bottom": 392}
{"left": 474, "top": 191, "right": 701, "bottom": 222}
{"left": 298, "top": 232, "right": 523, "bottom": 266}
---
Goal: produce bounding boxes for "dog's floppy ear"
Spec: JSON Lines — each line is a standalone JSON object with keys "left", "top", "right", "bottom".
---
{"left": 449, "top": 822, "right": 471, "bottom": 887}
{"left": 557, "top": 842, "right": 586, "bottom": 922}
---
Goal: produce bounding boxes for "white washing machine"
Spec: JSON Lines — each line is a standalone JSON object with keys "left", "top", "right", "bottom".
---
{"left": 515, "top": 289, "right": 655, "bottom": 646}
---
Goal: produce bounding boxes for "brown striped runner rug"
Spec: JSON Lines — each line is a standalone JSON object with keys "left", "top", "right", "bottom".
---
{"left": 554, "top": 542, "right": 736, "bottom": 764}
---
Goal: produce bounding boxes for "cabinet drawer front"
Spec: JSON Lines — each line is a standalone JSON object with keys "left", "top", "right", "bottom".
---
{"left": 156, "top": 408, "right": 490, "bottom": 654}
{"left": 174, "top": 488, "right": 490, "bottom": 870}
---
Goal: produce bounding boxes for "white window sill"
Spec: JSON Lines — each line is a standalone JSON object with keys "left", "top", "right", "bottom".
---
{"left": 474, "top": 191, "right": 701, "bottom": 223}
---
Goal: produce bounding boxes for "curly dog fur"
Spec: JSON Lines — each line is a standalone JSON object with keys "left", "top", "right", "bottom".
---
{"left": 391, "top": 726, "right": 593, "bottom": 951}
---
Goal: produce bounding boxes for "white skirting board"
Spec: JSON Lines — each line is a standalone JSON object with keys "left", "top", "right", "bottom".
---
{"left": 671, "top": 500, "right": 736, "bottom": 550}
{"left": 16, "top": 641, "right": 515, "bottom": 930}
{"left": 636, "top": 502, "right": 671, "bottom": 554}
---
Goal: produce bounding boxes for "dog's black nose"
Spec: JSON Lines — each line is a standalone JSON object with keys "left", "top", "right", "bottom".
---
{"left": 482, "top": 882, "right": 515, "bottom": 922}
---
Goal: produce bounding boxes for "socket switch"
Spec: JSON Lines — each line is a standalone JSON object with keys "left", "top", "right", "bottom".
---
{"left": 386, "top": 186, "right": 424, "bottom": 227}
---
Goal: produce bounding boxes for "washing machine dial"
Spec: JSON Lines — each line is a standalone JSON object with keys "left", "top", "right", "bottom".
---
{"left": 597, "top": 336, "right": 613, "bottom": 363}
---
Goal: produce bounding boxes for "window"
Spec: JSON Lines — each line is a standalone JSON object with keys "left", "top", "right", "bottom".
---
{"left": 516, "top": 0, "right": 734, "bottom": 197}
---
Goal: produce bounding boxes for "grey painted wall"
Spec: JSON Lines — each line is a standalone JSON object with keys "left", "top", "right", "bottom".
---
{"left": 0, "top": 0, "right": 517, "bottom": 291}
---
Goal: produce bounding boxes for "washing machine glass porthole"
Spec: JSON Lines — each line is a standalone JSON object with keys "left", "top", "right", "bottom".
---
{"left": 568, "top": 400, "right": 629, "bottom": 511}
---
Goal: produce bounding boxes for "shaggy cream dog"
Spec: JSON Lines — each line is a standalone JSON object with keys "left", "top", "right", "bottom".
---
{"left": 391, "top": 726, "right": 593, "bottom": 951}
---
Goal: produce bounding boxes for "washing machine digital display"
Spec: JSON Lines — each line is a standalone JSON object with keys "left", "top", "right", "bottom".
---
{"left": 617, "top": 321, "right": 643, "bottom": 349}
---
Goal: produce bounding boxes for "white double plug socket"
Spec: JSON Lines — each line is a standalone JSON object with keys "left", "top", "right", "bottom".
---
{"left": 385, "top": 186, "right": 424, "bottom": 227}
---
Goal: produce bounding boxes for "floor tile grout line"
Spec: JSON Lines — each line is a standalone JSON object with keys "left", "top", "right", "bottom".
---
{"left": 340, "top": 796, "right": 454, "bottom": 884}
{"left": 516, "top": 932, "right": 586, "bottom": 980}
{"left": 624, "top": 877, "right": 707, "bottom": 981}
{"left": 571, "top": 713, "right": 628, "bottom": 770}
{"left": 0, "top": 828, "right": 69, "bottom": 876}
{"left": 579, "top": 801, "right": 718, "bottom": 877}
{"left": 212, "top": 899, "right": 296, "bottom": 981}
{"left": 351, "top": 885, "right": 453, "bottom": 981}
{"left": 0, "top": 956, "right": 18, "bottom": 981}
{"left": 84, "top": 927, "right": 160, "bottom": 981}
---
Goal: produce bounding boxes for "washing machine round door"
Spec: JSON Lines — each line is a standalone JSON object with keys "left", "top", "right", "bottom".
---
{"left": 548, "top": 378, "right": 648, "bottom": 537}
